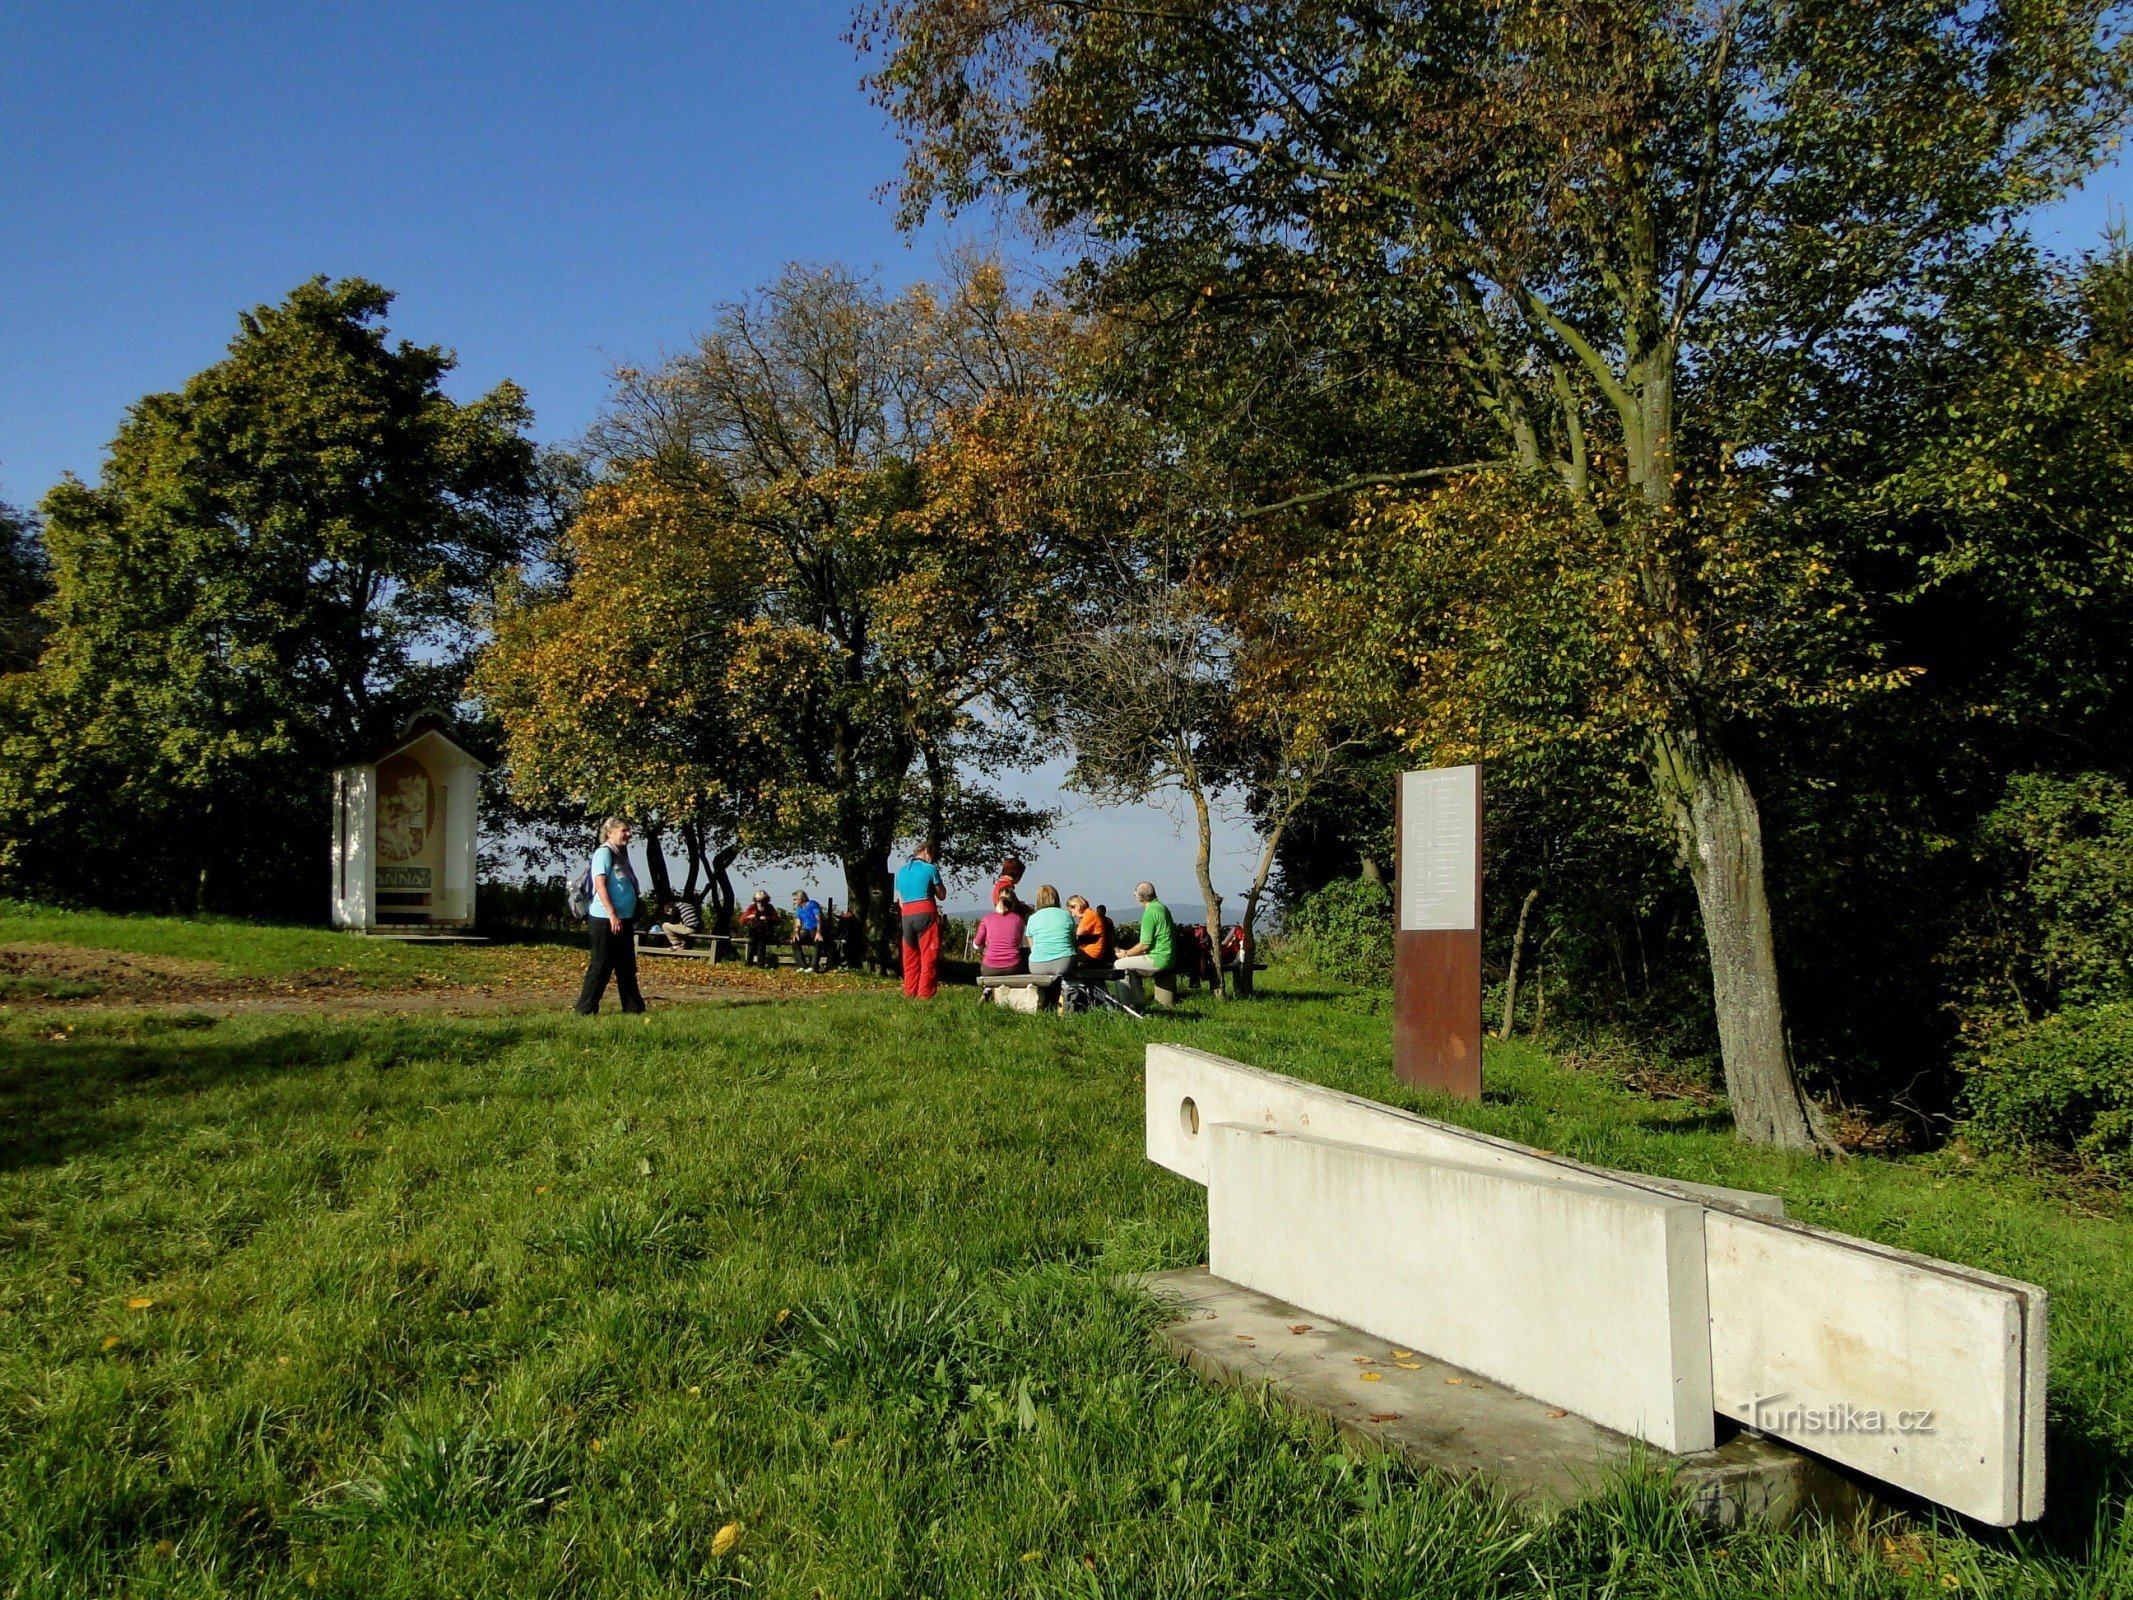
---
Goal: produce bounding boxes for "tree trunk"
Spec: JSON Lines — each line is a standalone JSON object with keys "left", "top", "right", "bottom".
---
{"left": 678, "top": 819, "right": 707, "bottom": 901}
{"left": 1186, "top": 777, "right": 1224, "bottom": 997}
{"left": 640, "top": 819, "right": 675, "bottom": 905}
{"left": 1651, "top": 724, "right": 1817, "bottom": 1150}
{"left": 708, "top": 843, "right": 739, "bottom": 936}
{"left": 919, "top": 738, "right": 948, "bottom": 857}
{"left": 1235, "top": 790, "right": 1311, "bottom": 1000}
{"left": 845, "top": 844, "right": 896, "bottom": 975}
{"left": 1500, "top": 885, "right": 1540, "bottom": 1038}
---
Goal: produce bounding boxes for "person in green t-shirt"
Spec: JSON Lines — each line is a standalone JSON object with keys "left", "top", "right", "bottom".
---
{"left": 1114, "top": 881, "right": 1175, "bottom": 976}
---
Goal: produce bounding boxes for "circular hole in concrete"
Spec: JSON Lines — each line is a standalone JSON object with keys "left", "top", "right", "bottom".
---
{"left": 1180, "top": 1096, "right": 1201, "bottom": 1137}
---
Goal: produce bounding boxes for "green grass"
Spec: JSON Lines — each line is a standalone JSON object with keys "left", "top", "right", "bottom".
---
{"left": 1, "top": 917, "right": 2130, "bottom": 1596}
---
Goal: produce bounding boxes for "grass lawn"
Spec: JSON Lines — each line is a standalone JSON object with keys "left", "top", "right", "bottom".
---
{"left": 1, "top": 915, "right": 2129, "bottom": 1596}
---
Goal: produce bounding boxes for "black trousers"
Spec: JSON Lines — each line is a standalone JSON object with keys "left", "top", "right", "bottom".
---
{"left": 576, "top": 917, "right": 646, "bottom": 1014}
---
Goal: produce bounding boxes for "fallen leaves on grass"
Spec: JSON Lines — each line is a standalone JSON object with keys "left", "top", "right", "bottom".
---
{"left": 711, "top": 1522, "right": 741, "bottom": 1557}
{"left": 126, "top": 1297, "right": 154, "bottom": 1311}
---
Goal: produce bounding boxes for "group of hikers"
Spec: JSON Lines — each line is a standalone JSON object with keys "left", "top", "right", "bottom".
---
{"left": 572, "top": 818, "right": 1194, "bottom": 1015}
{"left": 892, "top": 843, "right": 1176, "bottom": 1006}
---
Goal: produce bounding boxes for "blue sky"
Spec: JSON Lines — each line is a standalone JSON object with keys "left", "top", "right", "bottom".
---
{"left": 2, "top": 1, "right": 2126, "bottom": 913}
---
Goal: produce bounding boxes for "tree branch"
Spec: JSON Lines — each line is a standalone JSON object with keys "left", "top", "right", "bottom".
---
{"left": 1240, "top": 462, "right": 1500, "bottom": 519}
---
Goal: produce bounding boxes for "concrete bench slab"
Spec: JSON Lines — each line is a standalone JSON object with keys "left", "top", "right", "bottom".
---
{"left": 1208, "top": 1123, "right": 1716, "bottom": 1452}
{"left": 1704, "top": 1210, "right": 2046, "bottom": 1526}
{"left": 1135, "top": 1267, "right": 1871, "bottom": 1529}
{"left": 1147, "top": 1043, "right": 1784, "bottom": 1216}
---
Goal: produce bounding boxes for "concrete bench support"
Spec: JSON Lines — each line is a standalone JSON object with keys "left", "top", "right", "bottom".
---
{"left": 1208, "top": 1124, "right": 1716, "bottom": 1453}
{"left": 976, "top": 972, "right": 1053, "bottom": 1013}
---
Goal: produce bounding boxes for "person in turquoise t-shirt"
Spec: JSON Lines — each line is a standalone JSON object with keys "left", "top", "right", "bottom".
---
{"left": 575, "top": 816, "right": 646, "bottom": 1015}
{"left": 1024, "top": 884, "right": 1076, "bottom": 1007}
{"left": 894, "top": 843, "right": 947, "bottom": 998}
{"left": 1114, "top": 881, "right": 1175, "bottom": 986}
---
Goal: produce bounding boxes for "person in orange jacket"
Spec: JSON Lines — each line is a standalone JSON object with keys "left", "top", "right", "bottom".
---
{"left": 1067, "top": 893, "right": 1111, "bottom": 965}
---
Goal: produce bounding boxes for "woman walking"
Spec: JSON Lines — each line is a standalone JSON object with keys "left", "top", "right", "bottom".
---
{"left": 576, "top": 816, "right": 647, "bottom": 1015}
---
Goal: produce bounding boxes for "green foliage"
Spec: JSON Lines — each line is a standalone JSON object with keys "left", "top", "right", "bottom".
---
{"left": 0, "top": 278, "right": 541, "bottom": 918}
{"left": 1282, "top": 876, "right": 1394, "bottom": 986}
{"left": 1962, "top": 1003, "right": 2133, "bottom": 1175}
{"left": 0, "top": 494, "right": 46, "bottom": 673}
{"left": 1973, "top": 772, "right": 2133, "bottom": 1019}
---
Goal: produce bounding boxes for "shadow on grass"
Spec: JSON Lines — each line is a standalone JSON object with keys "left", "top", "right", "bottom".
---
{"left": 0, "top": 1019, "right": 534, "bottom": 1172}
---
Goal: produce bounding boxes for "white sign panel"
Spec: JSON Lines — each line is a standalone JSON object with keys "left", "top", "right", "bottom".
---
{"left": 1398, "top": 766, "right": 1478, "bottom": 931}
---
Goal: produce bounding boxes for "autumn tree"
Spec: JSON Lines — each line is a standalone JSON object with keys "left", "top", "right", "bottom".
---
{"left": 0, "top": 278, "right": 541, "bottom": 914}
{"left": 485, "top": 261, "right": 1067, "bottom": 961}
{"left": 1032, "top": 557, "right": 1235, "bottom": 960}
{"left": 861, "top": 0, "right": 2133, "bottom": 1145}
{"left": 473, "top": 462, "right": 764, "bottom": 928}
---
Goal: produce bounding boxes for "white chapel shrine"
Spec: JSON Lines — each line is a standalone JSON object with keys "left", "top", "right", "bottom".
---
{"left": 330, "top": 713, "right": 484, "bottom": 932}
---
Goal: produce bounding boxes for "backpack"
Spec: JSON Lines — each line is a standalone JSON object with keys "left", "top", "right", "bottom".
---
{"left": 565, "top": 867, "right": 595, "bottom": 920}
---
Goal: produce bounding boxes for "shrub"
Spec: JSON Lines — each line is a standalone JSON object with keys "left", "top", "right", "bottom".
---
{"left": 1283, "top": 877, "right": 1394, "bottom": 986}
{"left": 1960, "top": 1002, "right": 2133, "bottom": 1176}
{"left": 1966, "top": 772, "right": 2133, "bottom": 1020}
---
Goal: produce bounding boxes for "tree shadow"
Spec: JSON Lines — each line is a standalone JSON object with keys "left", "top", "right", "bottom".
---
{"left": 0, "top": 1018, "right": 534, "bottom": 1172}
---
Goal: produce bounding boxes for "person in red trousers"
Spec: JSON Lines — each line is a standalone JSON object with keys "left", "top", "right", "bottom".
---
{"left": 894, "top": 843, "right": 947, "bottom": 999}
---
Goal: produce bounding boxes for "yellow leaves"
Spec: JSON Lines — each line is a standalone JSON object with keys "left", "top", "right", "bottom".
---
{"left": 1360, "top": 1371, "right": 1383, "bottom": 1382}
{"left": 711, "top": 1521, "right": 742, "bottom": 1558}
{"left": 100, "top": 1335, "right": 121, "bottom": 1351}
{"left": 126, "top": 1296, "right": 154, "bottom": 1311}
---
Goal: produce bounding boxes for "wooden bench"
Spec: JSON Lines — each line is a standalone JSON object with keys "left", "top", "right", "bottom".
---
{"left": 638, "top": 930, "right": 737, "bottom": 960}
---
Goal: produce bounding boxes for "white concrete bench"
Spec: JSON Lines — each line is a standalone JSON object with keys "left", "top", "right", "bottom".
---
{"left": 1145, "top": 1045, "right": 2048, "bottom": 1526}
{"left": 976, "top": 971, "right": 1056, "bottom": 1012}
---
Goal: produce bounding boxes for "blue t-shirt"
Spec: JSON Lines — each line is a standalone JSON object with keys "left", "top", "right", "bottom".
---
{"left": 794, "top": 898, "right": 822, "bottom": 933}
{"left": 1027, "top": 905, "right": 1075, "bottom": 963}
{"left": 589, "top": 845, "right": 638, "bottom": 919}
{"left": 894, "top": 859, "right": 944, "bottom": 905}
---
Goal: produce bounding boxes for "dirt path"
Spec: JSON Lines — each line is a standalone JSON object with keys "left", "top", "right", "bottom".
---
{"left": 0, "top": 939, "right": 859, "bottom": 1019}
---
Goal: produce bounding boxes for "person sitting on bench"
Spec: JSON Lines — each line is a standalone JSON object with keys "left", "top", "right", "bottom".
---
{"left": 1113, "top": 881, "right": 1176, "bottom": 991}
{"left": 969, "top": 886, "right": 1027, "bottom": 976}
{"left": 1025, "top": 884, "right": 1076, "bottom": 996}
{"left": 738, "top": 889, "right": 779, "bottom": 968}
{"left": 658, "top": 896, "right": 705, "bottom": 950}
{"left": 1067, "top": 894, "right": 1110, "bottom": 965}
{"left": 790, "top": 890, "right": 824, "bottom": 970}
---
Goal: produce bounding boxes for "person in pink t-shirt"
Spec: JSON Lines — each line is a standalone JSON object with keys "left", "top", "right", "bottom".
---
{"left": 969, "top": 889, "right": 1028, "bottom": 974}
